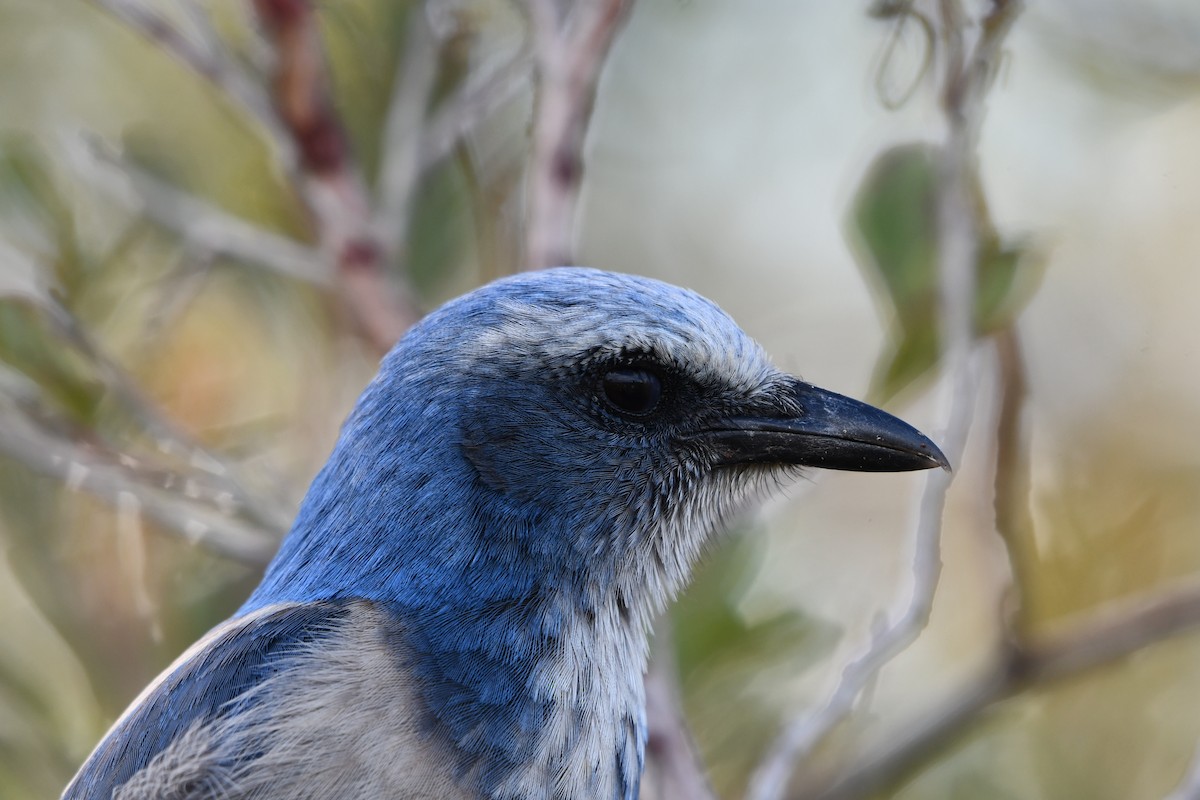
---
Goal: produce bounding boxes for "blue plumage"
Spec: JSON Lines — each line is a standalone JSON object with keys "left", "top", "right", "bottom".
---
{"left": 70, "top": 602, "right": 353, "bottom": 798}
{"left": 64, "top": 268, "right": 947, "bottom": 800}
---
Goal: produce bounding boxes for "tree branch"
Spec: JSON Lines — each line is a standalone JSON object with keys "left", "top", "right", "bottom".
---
{"left": 992, "top": 325, "right": 1034, "bottom": 634}
{"left": 41, "top": 298, "right": 294, "bottom": 536}
{"left": 523, "top": 0, "right": 633, "bottom": 270}
{"left": 418, "top": 48, "right": 534, "bottom": 175}
{"left": 374, "top": 6, "right": 443, "bottom": 258}
{"left": 74, "top": 139, "right": 330, "bottom": 285}
{"left": 643, "top": 620, "right": 717, "bottom": 800}
{"left": 252, "top": 0, "right": 422, "bottom": 353}
{"left": 747, "top": 349, "right": 978, "bottom": 800}
{"left": 0, "top": 380, "right": 278, "bottom": 565}
{"left": 806, "top": 579, "right": 1200, "bottom": 800}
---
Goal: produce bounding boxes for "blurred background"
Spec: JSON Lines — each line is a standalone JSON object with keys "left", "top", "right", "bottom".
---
{"left": 2, "top": 1, "right": 1200, "bottom": 798}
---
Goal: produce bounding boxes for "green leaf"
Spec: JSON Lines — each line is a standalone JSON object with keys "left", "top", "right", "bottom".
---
{"left": 847, "top": 143, "right": 1044, "bottom": 403}
{"left": 976, "top": 236, "right": 1041, "bottom": 334}
{"left": 852, "top": 144, "right": 942, "bottom": 324}
{"left": 872, "top": 320, "right": 939, "bottom": 405}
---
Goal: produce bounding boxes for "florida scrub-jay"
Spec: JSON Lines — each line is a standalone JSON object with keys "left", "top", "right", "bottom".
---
{"left": 64, "top": 268, "right": 947, "bottom": 800}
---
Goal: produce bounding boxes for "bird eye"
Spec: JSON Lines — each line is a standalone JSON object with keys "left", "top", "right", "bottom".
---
{"left": 601, "top": 368, "right": 662, "bottom": 416}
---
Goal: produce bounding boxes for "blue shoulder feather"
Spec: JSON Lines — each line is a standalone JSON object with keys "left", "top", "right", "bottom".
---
{"left": 63, "top": 602, "right": 350, "bottom": 799}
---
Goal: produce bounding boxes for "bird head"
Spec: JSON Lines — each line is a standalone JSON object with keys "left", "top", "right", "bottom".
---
{"left": 238, "top": 268, "right": 948, "bottom": 800}
{"left": 250, "top": 268, "right": 946, "bottom": 626}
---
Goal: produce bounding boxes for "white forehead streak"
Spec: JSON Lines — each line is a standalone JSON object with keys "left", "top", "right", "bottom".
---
{"left": 462, "top": 283, "right": 775, "bottom": 395}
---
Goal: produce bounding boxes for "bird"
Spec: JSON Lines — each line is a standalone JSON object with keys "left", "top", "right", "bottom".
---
{"left": 63, "top": 267, "right": 947, "bottom": 800}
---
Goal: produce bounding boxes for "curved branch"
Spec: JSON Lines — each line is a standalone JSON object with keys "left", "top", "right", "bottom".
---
{"left": 805, "top": 580, "right": 1200, "bottom": 800}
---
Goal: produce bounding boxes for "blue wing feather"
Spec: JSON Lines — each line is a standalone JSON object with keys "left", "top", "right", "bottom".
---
{"left": 63, "top": 602, "right": 350, "bottom": 799}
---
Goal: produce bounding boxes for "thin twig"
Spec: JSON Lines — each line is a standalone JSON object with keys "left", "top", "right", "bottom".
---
{"left": 86, "top": 0, "right": 298, "bottom": 176}
{"left": 642, "top": 619, "right": 718, "bottom": 800}
{"left": 374, "top": 7, "right": 443, "bottom": 257}
{"left": 807, "top": 578, "right": 1200, "bottom": 800}
{"left": 42, "top": 298, "right": 294, "bottom": 535}
{"left": 418, "top": 48, "right": 534, "bottom": 175}
{"left": 523, "top": 0, "right": 633, "bottom": 269}
{"left": 746, "top": 357, "right": 978, "bottom": 800}
{"left": 74, "top": 139, "right": 331, "bottom": 285}
{"left": 870, "top": 2, "right": 935, "bottom": 111}
{"left": 992, "top": 326, "right": 1034, "bottom": 635}
{"left": 0, "top": 386, "right": 277, "bottom": 565}
{"left": 135, "top": 247, "right": 216, "bottom": 346}
{"left": 1, "top": 238, "right": 291, "bottom": 544}
{"left": 0, "top": 238, "right": 51, "bottom": 303}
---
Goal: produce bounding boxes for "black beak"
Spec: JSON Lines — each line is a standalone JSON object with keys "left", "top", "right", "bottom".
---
{"left": 691, "top": 379, "right": 950, "bottom": 472}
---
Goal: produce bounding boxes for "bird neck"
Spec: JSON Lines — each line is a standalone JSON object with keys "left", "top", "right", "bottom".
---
{"left": 406, "top": 589, "right": 648, "bottom": 800}
{"left": 245, "top": 450, "right": 657, "bottom": 800}
{"left": 241, "top": 363, "right": 727, "bottom": 798}
{"left": 387, "top": 501, "right": 654, "bottom": 800}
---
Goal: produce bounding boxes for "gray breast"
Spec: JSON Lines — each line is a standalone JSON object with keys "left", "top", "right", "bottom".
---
{"left": 115, "top": 602, "right": 472, "bottom": 800}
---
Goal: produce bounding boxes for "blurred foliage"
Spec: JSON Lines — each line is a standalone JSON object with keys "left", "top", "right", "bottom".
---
{"left": 1037, "top": 0, "right": 1200, "bottom": 107}
{"left": 0, "top": 303, "right": 104, "bottom": 426}
{"left": 673, "top": 531, "right": 841, "bottom": 796}
{"left": 0, "top": 139, "right": 90, "bottom": 289}
{"left": 1026, "top": 437, "right": 1200, "bottom": 625}
{"left": 0, "top": 2, "right": 527, "bottom": 797}
{"left": 892, "top": 633, "right": 1200, "bottom": 800}
{"left": 848, "top": 142, "right": 1044, "bottom": 403}
{"left": 0, "top": 1, "right": 1198, "bottom": 799}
